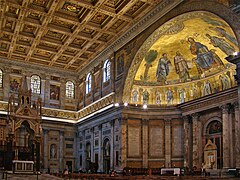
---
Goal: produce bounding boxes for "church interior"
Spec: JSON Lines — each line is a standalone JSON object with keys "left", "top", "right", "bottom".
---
{"left": 0, "top": 0, "right": 240, "bottom": 176}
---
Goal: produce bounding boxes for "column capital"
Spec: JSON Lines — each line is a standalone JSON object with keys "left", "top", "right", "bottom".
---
{"left": 142, "top": 118, "right": 149, "bottom": 125}
{"left": 190, "top": 113, "right": 199, "bottom": 120}
{"left": 164, "top": 118, "right": 171, "bottom": 125}
{"left": 110, "top": 119, "right": 115, "bottom": 126}
{"left": 98, "top": 124, "right": 102, "bottom": 130}
{"left": 220, "top": 104, "right": 229, "bottom": 114}
{"left": 59, "top": 130, "right": 64, "bottom": 136}
{"left": 43, "top": 129, "right": 49, "bottom": 134}
{"left": 182, "top": 116, "right": 191, "bottom": 123}
{"left": 233, "top": 101, "right": 239, "bottom": 109}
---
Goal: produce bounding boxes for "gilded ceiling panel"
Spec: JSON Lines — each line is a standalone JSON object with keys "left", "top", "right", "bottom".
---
{"left": 0, "top": 0, "right": 175, "bottom": 71}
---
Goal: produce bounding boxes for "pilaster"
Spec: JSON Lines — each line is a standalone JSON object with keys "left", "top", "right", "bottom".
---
{"left": 221, "top": 104, "right": 230, "bottom": 168}
{"left": 183, "top": 116, "right": 190, "bottom": 168}
{"left": 164, "top": 118, "right": 171, "bottom": 167}
{"left": 120, "top": 116, "right": 127, "bottom": 169}
{"left": 59, "top": 130, "right": 64, "bottom": 172}
{"left": 142, "top": 118, "right": 149, "bottom": 168}
{"left": 90, "top": 128, "right": 94, "bottom": 163}
{"left": 43, "top": 129, "right": 49, "bottom": 171}
{"left": 110, "top": 120, "right": 115, "bottom": 169}
{"left": 191, "top": 113, "right": 200, "bottom": 168}
{"left": 233, "top": 102, "right": 240, "bottom": 168}
{"left": 44, "top": 75, "right": 50, "bottom": 107}
{"left": 60, "top": 78, "right": 66, "bottom": 109}
{"left": 3, "top": 68, "right": 10, "bottom": 101}
{"left": 98, "top": 125, "right": 103, "bottom": 172}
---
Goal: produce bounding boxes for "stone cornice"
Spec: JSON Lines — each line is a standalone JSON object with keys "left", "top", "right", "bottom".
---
{"left": 79, "top": 0, "right": 184, "bottom": 77}
{"left": 178, "top": 87, "right": 238, "bottom": 116}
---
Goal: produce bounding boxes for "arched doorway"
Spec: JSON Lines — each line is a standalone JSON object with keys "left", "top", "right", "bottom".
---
{"left": 15, "top": 121, "right": 35, "bottom": 161}
{"left": 103, "top": 138, "right": 110, "bottom": 173}
{"left": 204, "top": 120, "right": 223, "bottom": 169}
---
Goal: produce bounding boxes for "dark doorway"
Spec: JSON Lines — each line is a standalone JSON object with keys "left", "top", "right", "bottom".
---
{"left": 103, "top": 139, "right": 110, "bottom": 173}
{"left": 66, "top": 161, "right": 72, "bottom": 173}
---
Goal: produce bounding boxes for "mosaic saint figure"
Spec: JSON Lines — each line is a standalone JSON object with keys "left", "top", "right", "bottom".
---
{"left": 166, "top": 88, "right": 173, "bottom": 105}
{"left": 219, "top": 75, "right": 230, "bottom": 90}
{"left": 142, "top": 89, "right": 149, "bottom": 104}
{"left": 206, "top": 34, "right": 235, "bottom": 55}
{"left": 188, "top": 37, "right": 222, "bottom": 72}
{"left": 179, "top": 89, "right": 186, "bottom": 103}
{"left": 156, "top": 53, "right": 171, "bottom": 83}
{"left": 174, "top": 51, "right": 190, "bottom": 82}
{"left": 214, "top": 27, "right": 238, "bottom": 46}
{"left": 156, "top": 91, "right": 162, "bottom": 105}
{"left": 132, "top": 89, "right": 138, "bottom": 103}
{"left": 203, "top": 81, "right": 212, "bottom": 96}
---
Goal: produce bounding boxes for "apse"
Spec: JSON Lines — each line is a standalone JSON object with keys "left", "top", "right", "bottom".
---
{"left": 123, "top": 11, "right": 239, "bottom": 106}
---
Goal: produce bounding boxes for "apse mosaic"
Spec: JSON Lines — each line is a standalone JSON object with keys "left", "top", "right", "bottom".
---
{"left": 123, "top": 11, "right": 239, "bottom": 105}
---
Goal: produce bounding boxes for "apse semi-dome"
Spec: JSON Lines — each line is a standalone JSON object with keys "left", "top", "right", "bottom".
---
{"left": 123, "top": 11, "right": 239, "bottom": 106}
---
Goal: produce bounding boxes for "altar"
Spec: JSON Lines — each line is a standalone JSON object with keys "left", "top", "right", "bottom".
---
{"left": 12, "top": 160, "right": 34, "bottom": 174}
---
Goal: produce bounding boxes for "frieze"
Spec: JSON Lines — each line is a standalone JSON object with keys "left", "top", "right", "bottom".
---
{"left": 0, "top": 58, "right": 77, "bottom": 77}
{"left": 77, "top": 93, "right": 114, "bottom": 119}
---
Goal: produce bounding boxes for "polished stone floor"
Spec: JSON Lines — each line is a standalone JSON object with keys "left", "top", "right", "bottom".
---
{"left": 1, "top": 173, "right": 239, "bottom": 180}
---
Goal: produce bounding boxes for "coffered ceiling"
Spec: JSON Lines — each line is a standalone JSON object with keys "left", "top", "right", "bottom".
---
{"left": 0, "top": 0, "right": 163, "bottom": 72}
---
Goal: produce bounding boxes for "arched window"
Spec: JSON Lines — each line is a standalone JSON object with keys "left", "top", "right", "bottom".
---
{"left": 0, "top": 69, "right": 2, "bottom": 88}
{"left": 30, "top": 75, "right": 41, "bottom": 94}
{"left": 66, "top": 81, "right": 75, "bottom": 98}
{"left": 86, "top": 73, "right": 92, "bottom": 94}
{"left": 103, "top": 60, "right": 110, "bottom": 82}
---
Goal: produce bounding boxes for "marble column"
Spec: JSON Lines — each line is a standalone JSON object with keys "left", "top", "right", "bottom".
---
{"left": 98, "top": 125, "right": 103, "bottom": 172}
{"left": 165, "top": 119, "right": 171, "bottom": 167}
{"left": 183, "top": 116, "right": 190, "bottom": 168}
{"left": 228, "top": 106, "right": 234, "bottom": 167}
{"left": 142, "top": 118, "right": 149, "bottom": 168}
{"left": 43, "top": 129, "right": 49, "bottom": 171}
{"left": 191, "top": 113, "right": 200, "bottom": 168}
{"left": 91, "top": 128, "right": 94, "bottom": 163}
{"left": 233, "top": 102, "right": 240, "bottom": 168}
{"left": 120, "top": 116, "right": 127, "bottom": 169}
{"left": 82, "top": 130, "right": 86, "bottom": 170}
{"left": 110, "top": 120, "right": 115, "bottom": 169}
{"left": 221, "top": 104, "right": 230, "bottom": 168}
{"left": 59, "top": 131, "right": 64, "bottom": 172}
{"left": 197, "top": 116, "right": 203, "bottom": 168}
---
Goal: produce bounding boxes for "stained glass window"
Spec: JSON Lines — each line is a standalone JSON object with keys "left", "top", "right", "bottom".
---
{"left": 86, "top": 73, "right": 92, "bottom": 94}
{"left": 30, "top": 75, "right": 41, "bottom": 94}
{"left": 66, "top": 81, "right": 75, "bottom": 98}
{"left": 103, "top": 59, "right": 110, "bottom": 82}
{"left": 0, "top": 70, "right": 2, "bottom": 88}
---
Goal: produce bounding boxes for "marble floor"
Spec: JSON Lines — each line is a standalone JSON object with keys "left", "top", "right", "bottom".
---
{"left": 0, "top": 173, "right": 62, "bottom": 180}
{"left": 1, "top": 174, "right": 239, "bottom": 180}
